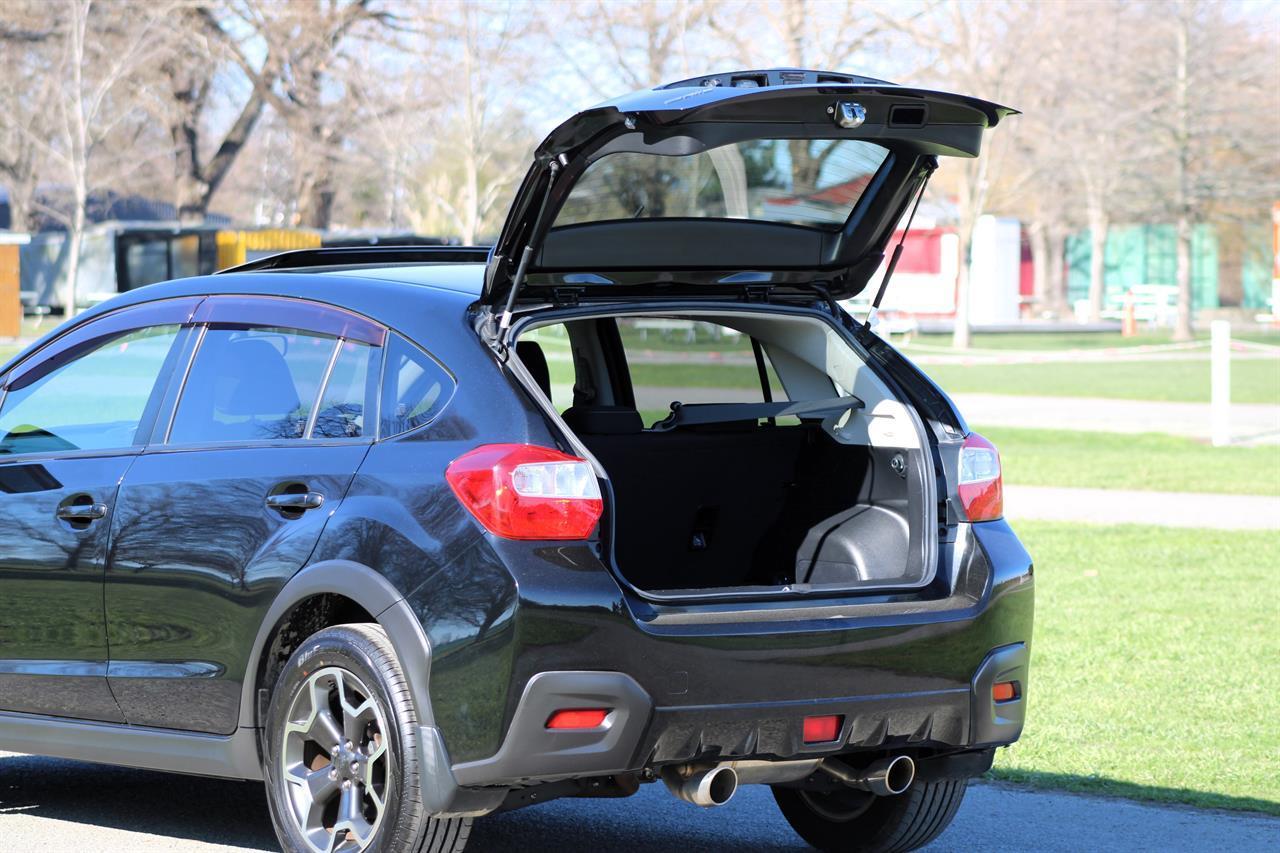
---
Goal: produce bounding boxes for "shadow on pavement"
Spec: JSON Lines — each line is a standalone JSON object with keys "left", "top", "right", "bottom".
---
{"left": 0, "top": 753, "right": 807, "bottom": 851}
{"left": 0, "top": 753, "right": 278, "bottom": 850}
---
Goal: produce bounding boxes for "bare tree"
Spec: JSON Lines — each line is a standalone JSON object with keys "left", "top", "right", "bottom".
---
{"left": 24, "top": 0, "right": 172, "bottom": 313}
{"left": 0, "top": 7, "right": 57, "bottom": 232}
{"left": 143, "top": 5, "right": 281, "bottom": 223}
{"left": 879, "top": 0, "right": 1035, "bottom": 348}
{"left": 207, "top": 0, "right": 394, "bottom": 229}
{"left": 396, "top": 1, "right": 536, "bottom": 244}
{"left": 1140, "top": 0, "right": 1280, "bottom": 340}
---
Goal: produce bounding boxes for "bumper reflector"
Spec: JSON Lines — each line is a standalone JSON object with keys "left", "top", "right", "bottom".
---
{"left": 803, "top": 714, "right": 843, "bottom": 744}
{"left": 545, "top": 708, "right": 609, "bottom": 730}
{"left": 992, "top": 681, "right": 1018, "bottom": 702}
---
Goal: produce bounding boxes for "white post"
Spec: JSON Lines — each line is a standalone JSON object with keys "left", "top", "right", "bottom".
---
{"left": 1210, "top": 320, "right": 1231, "bottom": 447}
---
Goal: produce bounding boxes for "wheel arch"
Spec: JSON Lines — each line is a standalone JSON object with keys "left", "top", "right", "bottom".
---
{"left": 239, "top": 559, "right": 436, "bottom": 735}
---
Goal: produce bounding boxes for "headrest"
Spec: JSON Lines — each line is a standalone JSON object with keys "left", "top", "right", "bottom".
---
{"left": 562, "top": 405, "right": 643, "bottom": 435}
{"left": 515, "top": 340, "right": 552, "bottom": 399}
{"left": 213, "top": 338, "right": 302, "bottom": 416}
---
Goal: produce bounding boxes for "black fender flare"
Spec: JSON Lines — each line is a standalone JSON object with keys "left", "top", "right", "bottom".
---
{"left": 236, "top": 559, "right": 435, "bottom": 731}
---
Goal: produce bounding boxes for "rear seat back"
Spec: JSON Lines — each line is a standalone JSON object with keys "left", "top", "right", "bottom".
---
{"left": 575, "top": 412, "right": 811, "bottom": 590}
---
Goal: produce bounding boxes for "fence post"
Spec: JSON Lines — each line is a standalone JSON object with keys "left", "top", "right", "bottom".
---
{"left": 1210, "top": 320, "right": 1231, "bottom": 447}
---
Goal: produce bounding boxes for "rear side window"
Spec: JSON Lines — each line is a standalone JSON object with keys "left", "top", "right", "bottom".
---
{"left": 169, "top": 327, "right": 339, "bottom": 444}
{"left": 313, "top": 339, "right": 378, "bottom": 439}
{"left": 380, "top": 334, "right": 454, "bottom": 437}
{"left": 0, "top": 325, "right": 180, "bottom": 455}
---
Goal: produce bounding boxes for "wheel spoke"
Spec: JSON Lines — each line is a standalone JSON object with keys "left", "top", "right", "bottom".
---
{"left": 335, "top": 786, "right": 376, "bottom": 848}
{"left": 287, "top": 763, "right": 340, "bottom": 806}
{"left": 309, "top": 709, "right": 344, "bottom": 752}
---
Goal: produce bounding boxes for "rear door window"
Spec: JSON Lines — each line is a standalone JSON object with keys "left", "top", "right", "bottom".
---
{"left": 380, "top": 334, "right": 454, "bottom": 437}
{"left": 0, "top": 325, "right": 181, "bottom": 455}
{"left": 169, "top": 327, "right": 338, "bottom": 444}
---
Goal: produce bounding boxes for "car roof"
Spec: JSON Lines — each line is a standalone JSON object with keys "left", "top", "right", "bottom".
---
{"left": 6, "top": 264, "right": 489, "bottom": 376}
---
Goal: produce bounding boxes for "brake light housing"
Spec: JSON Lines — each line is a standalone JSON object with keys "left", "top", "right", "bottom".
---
{"left": 446, "top": 443, "right": 603, "bottom": 540}
{"left": 957, "top": 432, "right": 1003, "bottom": 521}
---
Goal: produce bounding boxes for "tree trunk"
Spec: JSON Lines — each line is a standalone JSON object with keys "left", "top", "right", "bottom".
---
{"left": 1174, "top": 211, "right": 1194, "bottom": 340}
{"left": 952, "top": 217, "right": 975, "bottom": 349}
{"left": 298, "top": 165, "right": 336, "bottom": 230}
{"left": 65, "top": 202, "right": 84, "bottom": 318}
{"left": 1087, "top": 207, "right": 1108, "bottom": 323}
{"left": 1171, "top": 0, "right": 1194, "bottom": 342}
{"left": 1028, "top": 220, "right": 1049, "bottom": 317}
{"left": 1047, "top": 226, "right": 1069, "bottom": 317}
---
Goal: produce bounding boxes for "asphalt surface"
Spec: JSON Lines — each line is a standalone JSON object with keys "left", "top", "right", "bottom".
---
{"left": 2, "top": 752, "right": 1277, "bottom": 852}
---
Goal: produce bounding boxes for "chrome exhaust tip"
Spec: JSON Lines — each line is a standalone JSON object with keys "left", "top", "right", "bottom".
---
{"left": 820, "top": 754, "right": 916, "bottom": 796}
{"left": 662, "top": 764, "right": 739, "bottom": 807}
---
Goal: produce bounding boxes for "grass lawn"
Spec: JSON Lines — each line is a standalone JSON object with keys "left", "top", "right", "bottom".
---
{"left": 0, "top": 345, "right": 17, "bottom": 365}
{"left": 922, "top": 357, "right": 1280, "bottom": 404}
{"left": 991, "top": 522, "right": 1280, "bottom": 815}
{"left": 979, "top": 425, "right": 1280, "bottom": 495}
{"left": 906, "top": 329, "right": 1280, "bottom": 350}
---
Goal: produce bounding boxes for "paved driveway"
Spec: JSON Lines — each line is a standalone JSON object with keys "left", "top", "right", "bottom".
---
{"left": 2, "top": 752, "right": 1276, "bottom": 852}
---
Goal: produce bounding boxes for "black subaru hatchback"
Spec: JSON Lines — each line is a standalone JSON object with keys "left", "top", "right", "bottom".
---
{"left": 0, "top": 70, "right": 1031, "bottom": 853}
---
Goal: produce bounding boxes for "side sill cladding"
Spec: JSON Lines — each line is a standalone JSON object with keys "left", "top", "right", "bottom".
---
{"left": 0, "top": 711, "right": 265, "bottom": 781}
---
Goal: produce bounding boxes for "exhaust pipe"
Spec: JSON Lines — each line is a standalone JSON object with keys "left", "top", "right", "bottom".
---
{"left": 661, "top": 764, "right": 739, "bottom": 807}
{"left": 821, "top": 755, "right": 915, "bottom": 796}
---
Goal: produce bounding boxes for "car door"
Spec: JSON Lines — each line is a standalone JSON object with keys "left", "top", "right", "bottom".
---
{"left": 0, "top": 298, "right": 197, "bottom": 722}
{"left": 105, "top": 295, "right": 385, "bottom": 735}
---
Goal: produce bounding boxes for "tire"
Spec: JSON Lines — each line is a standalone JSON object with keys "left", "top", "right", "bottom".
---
{"left": 263, "top": 623, "right": 471, "bottom": 853}
{"left": 772, "top": 778, "right": 968, "bottom": 853}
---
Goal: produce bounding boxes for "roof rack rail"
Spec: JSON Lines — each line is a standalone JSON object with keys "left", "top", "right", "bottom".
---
{"left": 218, "top": 245, "right": 492, "bottom": 274}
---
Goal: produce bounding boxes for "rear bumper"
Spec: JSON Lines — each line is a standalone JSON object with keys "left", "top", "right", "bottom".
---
{"left": 407, "top": 518, "right": 1032, "bottom": 813}
{"left": 449, "top": 640, "right": 1028, "bottom": 788}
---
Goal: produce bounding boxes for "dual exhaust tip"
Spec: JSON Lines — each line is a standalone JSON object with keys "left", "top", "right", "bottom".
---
{"left": 663, "top": 754, "right": 915, "bottom": 808}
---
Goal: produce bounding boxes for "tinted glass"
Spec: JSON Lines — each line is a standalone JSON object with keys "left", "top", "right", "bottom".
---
{"left": 124, "top": 239, "right": 170, "bottom": 290}
{"left": 312, "top": 339, "right": 377, "bottom": 439}
{"left": 169, "top": 327, "right": 335, "bottom": 444}
{"left": 380, "top": 335, "right": 453, "bottom": 437}
{"left": 0, "top": 325, "right": 180, "bottom": 455}
{"left": 555, "top": 139, "right": 890, "bottom": 229}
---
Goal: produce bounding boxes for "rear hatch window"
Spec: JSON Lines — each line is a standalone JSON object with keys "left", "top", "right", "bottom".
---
{"left": 556, "top": 139, "right": 891, "bottom": 229}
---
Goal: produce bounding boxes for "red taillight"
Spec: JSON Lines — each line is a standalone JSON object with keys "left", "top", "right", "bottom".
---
{"left": 992, "top": 681, "right": 1018, "bottom": 703}
{"left": 545, "top": 708, "right": 610, "bottom": 729}
{"left": 802, "top": 714, "right": 843, "bottom": 744}
{"left": 446, "top": 443, "right": 603, "bottom": 540}
{"left": 957, "top": 432, "right": 1003, "bottom": 522}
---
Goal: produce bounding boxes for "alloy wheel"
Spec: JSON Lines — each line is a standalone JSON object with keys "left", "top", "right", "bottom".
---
{"left": 280, "top": 666, "right": 391, "bottom": 852}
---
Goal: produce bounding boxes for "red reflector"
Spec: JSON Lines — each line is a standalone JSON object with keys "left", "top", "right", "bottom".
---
{"left": 545, "top": 708, "right": 609, "bottom": 730}
{"left": 446, "top": 444, "right": 603, "bottom": 540}
{"left": 803, "top": 714, "right": 843, "bottom": 744}
{"left": 993, "top": 681, "right": 1018, "bottom": 702}
{"left": 958, "top": 432, "right": 1003, "bottom": 522}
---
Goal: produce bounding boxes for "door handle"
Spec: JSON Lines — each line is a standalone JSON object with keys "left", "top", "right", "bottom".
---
{"left": 56, "top": 502, "right": 108, "bottom": 522}
{"left": 265, "top": 492, "right": 326, "bottom": 512}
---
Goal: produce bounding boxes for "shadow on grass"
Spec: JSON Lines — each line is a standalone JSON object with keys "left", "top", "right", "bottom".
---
{"left": 987, "top": 769, "right": 1280, "bottom": 817}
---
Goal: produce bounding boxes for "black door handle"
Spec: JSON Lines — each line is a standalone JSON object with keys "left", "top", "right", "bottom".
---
{"left": 56, "top": 502, "right": 108, "bottom": 522}
{"left": 265, "top": 492, "right": 326, "bottom": 512}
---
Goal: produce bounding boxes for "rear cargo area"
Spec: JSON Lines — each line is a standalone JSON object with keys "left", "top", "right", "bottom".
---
{"left": 514, "top": 309, "right": 935, "bottom": 597}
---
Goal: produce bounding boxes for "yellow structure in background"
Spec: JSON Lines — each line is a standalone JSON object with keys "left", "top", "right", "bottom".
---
{"left": 0, "top": 234, "right": 30, "bottom": 339}
{"left": 215, "top": 228, "right": 321, "bottom": 270}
